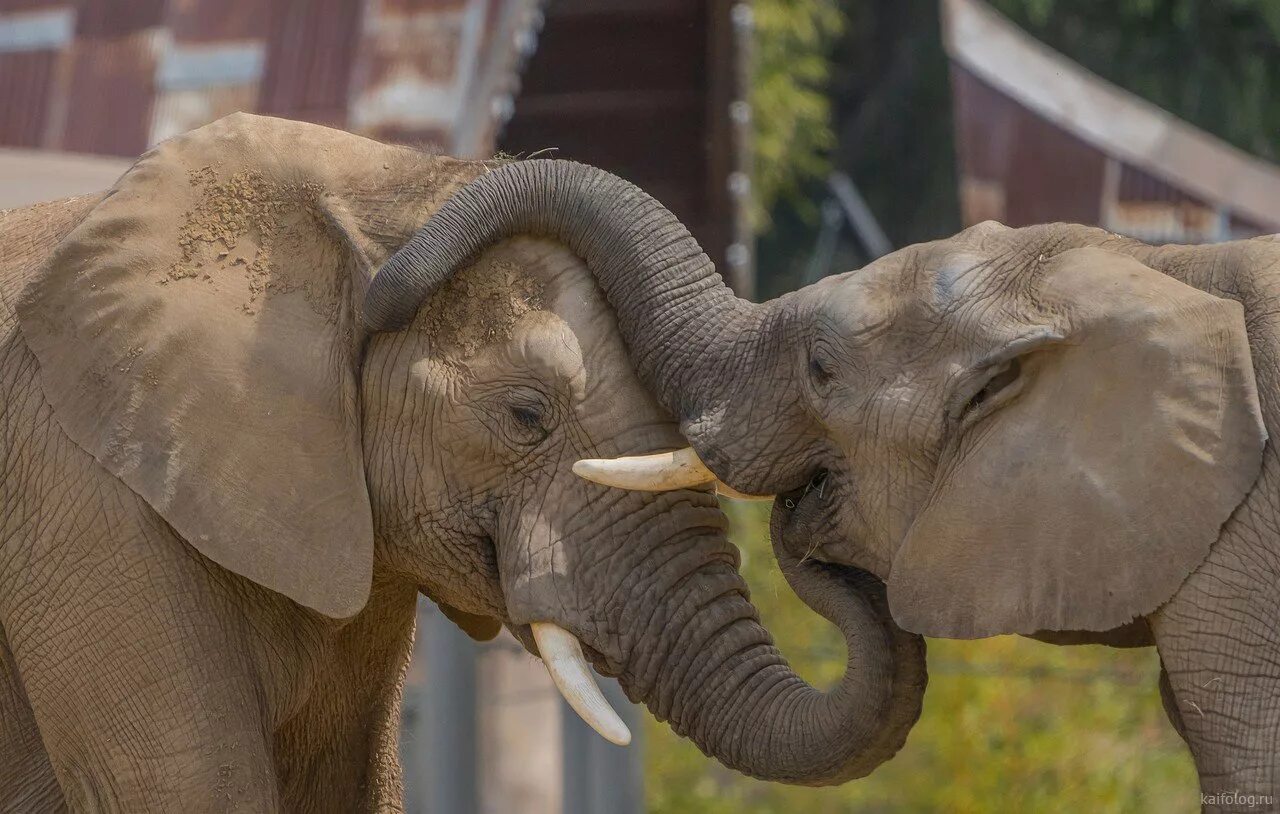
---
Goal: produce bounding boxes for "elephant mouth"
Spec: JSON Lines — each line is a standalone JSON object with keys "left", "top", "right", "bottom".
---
{"left": 491, "top": 489, "right": 738, "bottom": 749}
{"left": 775, "top": 470, "right": 830, "bottom": 536}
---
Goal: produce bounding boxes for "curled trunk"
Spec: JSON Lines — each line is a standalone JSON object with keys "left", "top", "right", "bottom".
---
{"left": 610, "top": 509, "right": 926, "bottom": 784}
{"left": 363, "top": 159, "right": 811, "bottom": 492}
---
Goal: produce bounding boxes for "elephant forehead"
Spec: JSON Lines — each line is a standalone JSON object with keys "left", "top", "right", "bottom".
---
{"left": 818, "top": 247, "right": 980, "bottom": 337}
{"left": 929, "top": 249, "right": 1018, "bottom": 305}
{"left": 424, "top": 310, "right": 585, "bottom": 397}
{"left": 815, "top": 274, "right": 898, "bottom": 339}
{"left": 507, "top": 312, "right": 586, "bottom": 395}
{"left": 414, "top": 251, "right": 546, "bottom": 357}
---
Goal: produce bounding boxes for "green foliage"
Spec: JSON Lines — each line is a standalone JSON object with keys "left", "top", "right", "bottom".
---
{"left": 645, "top": 501, "right": 1198, "bottom": 813}
{"left": 754, "top": 0, "right": 962, "bottom": 298}
{"left": 751, "top": 0, "right": 845, "bottom": 225}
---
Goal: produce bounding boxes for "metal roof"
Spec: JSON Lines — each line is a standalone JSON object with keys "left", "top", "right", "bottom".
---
{"left": 0, "top": 0, "right": 543, "bottom": 159}
{"left": 0, "top": 0, "right": 750, "bottom": 292}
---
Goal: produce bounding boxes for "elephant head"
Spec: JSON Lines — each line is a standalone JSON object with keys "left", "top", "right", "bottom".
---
{"left": 378, "top": 164, "right": 1265, "bottom": 649}
{"left": 16, "top": 115, "right": 925, "bottom": 784}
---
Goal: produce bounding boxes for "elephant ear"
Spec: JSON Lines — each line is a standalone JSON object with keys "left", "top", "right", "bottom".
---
{"left": 889, "top": 246, "right": 1266, "bottom": 639}
{"left": 16, "top": 114, "right": 389, "bottom": 618}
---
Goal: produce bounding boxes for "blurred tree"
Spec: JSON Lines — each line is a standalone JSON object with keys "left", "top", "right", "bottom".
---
{"left": 751, "top": 0, "right": 845, "bottom": 227}
{"left": 755, "top": 0, "right": 961, "bottom": 298}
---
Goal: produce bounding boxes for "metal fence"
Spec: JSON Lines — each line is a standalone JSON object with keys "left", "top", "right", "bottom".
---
{"left": 401, "top": 602, "right": 644, "bottom": 814}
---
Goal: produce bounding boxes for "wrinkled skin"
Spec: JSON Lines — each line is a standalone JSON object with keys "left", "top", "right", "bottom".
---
{"left": 0, "top": 115, "right": 925, "bottom": 812}
{"left": 512, "top": 207, "right": 1278, "bottom": 810}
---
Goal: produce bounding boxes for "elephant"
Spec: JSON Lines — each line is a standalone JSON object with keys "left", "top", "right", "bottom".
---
{"left": 0, "top": 113, "right": 931, "bottom": 812}
{"left": 384, "top": 162, "right": 1279, "bottom": 809}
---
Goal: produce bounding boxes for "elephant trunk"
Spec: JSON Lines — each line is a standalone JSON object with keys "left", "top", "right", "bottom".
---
{"left": 363, "top": 159, "right": 812, "bottom": 493}
{"left": 616, "top": 526, "right": 927, "bottom": 784}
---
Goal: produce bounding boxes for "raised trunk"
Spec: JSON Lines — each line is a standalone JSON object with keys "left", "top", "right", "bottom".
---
{"left": 614, "top": 534, "right": 927, "bottom": 784}
{"left": 363, "top": 159, "right": 812, "bottom": 492}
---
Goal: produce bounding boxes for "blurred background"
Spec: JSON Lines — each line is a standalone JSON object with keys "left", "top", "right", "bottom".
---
{"left": 4, "top": 0, "right": 1279, "bottom": 811}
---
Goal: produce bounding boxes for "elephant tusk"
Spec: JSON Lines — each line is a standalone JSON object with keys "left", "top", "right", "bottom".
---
{"left": 573, "top": 447, "right": 772, "bottom": 501}
{"left": 573, "top": 447, "right": 714, "bottom": 491}
{"left": 531, "top": 622, "right": 632, "bottom": 746}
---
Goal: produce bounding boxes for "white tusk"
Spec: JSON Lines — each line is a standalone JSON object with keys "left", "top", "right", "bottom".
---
{"left": 573, "top": 447, "right": 714, "bottom": 491}
{"left": 531, "top": 622, "right": 632, "bottom": 746}
{"left": 574, "top": 447, "right": 774, "bottom": 500}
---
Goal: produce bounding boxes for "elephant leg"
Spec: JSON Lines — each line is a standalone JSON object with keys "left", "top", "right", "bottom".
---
{"left": 1158, "top": 661, "right": 1188, "bottom": 747}
{"left": 274, "top": 575, "right": 418, "bottom": 813}
{"left": 9, "top": 589, "right": 282, "bottom": 810}
{"left": 1151, "top": 528, "right": 1280, "bottom": 813}
{"left": 3, "top": 519, "right": 284, "bottom": 812}
{"left": 0, "top": 625, "right": 65, "bottom": 813}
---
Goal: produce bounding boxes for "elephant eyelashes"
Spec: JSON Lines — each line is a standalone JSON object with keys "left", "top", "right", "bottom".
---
{"left": 949, "top": 356, "right": 1024, "bottom": 429}
{"left": 808, "top": 355, "right": 834, "bottom": 387}
{"left": 507, "top": 402, "right": 551, "bottom": 446}
{"left": 509, "top": 404, "right": 543, "bottom": 428}
{"left": 969, "top": 358, "right": 1020, "bottom": 411}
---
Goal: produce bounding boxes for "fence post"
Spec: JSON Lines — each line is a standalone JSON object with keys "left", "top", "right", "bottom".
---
{"left": 561, "top": 677, "right": 643, "bottom": 814}
{"left": 402, "top": 602, "right": 479, "bottom": 814}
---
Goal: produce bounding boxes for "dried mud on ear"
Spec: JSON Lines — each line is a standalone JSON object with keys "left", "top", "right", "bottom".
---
{"left": 164, "top": 167, "right": 344, "bottom": 320}
{"left": 413, "top": 257, "right": 545, "bottom": 358}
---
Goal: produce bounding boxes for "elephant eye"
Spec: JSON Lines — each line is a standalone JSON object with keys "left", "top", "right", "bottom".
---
{"left": 505, "top": 399, "right": 552, "bottom": 448}
{"left": 809, "top": 355, "right": 834, "bottom": 386}
{"left": 509, "top": 404, "right": 543, "bottom": 429}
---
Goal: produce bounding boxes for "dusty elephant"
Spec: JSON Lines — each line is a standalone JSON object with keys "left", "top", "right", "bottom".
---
{"left": 389, "top": 165, "right": 1279, "bottom": 810}
{"left": 0, "top": 114, "right": 929, "bottom": 812}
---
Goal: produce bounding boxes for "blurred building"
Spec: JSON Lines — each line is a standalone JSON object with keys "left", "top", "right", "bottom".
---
{"left": 0, "top": 0, "right": 525, "bottom": 155}
{"left": 0, "top": 0, "right": 753, "bottom": 293}
{"left": 0, "top": 2, "right": 752, "bottom": 813}
{"left": 945, "top": 0, "right": 1280, "bottom": 243}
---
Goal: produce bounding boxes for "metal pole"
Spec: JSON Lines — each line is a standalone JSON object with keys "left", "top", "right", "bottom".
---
{"left": 561, "top": 678, "right": 643, "bottom": 814}
{"left": 802, "top": 198, "right": 846, "bottom": 285}
{"left": 828, "top": 171, "right": 893, "bottom": 260}
{"left": 403, "top": 601, "right": 479, "bottom": 814}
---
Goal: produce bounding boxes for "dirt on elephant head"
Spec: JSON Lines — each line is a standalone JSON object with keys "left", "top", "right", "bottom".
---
{"left": 414, "top": 257, "right": 545, "bottom": 359}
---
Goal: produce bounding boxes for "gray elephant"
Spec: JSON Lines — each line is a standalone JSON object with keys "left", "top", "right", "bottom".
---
{"left": 390, "top": 167, "right": 1278, "bottom": 809}
{"left": 0, "top": 115, "right": 923, "bottom": 812}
